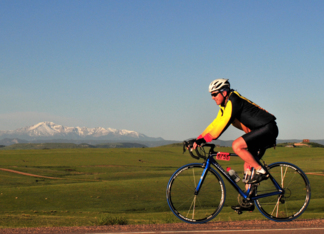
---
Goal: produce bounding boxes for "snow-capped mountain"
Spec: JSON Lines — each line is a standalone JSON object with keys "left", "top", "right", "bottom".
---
{"left": 0, "top": 122, "right": 163, "bottom": 141}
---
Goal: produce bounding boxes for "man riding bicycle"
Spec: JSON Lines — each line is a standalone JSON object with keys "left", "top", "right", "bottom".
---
{"left": 193, "top": 78, "right": 279, "bottom": 212}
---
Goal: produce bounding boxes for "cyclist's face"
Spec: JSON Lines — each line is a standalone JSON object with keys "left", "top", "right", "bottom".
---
{"left": 211, "top": 91, "right": 224, "bottom": 105}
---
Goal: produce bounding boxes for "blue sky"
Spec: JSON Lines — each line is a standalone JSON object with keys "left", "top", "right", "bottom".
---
{"left": 1, "top": 0, "right": 323, "bottom": 141}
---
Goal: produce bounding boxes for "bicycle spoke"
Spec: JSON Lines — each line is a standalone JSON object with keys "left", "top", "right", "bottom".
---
{"left": 281, "top": 166, "right": 287, "bottom": 188}
{"left": 188, "top": 195, "right": 196, "bottom": 219}
{"left": 192, "top": 167, "right": 197, "bottom": 188}
{"left": 271, "top": 196, "right": 281, "bottom": 217}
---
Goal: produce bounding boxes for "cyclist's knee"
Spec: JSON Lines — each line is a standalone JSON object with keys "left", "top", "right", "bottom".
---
{"left": 232, "top": 137, "right": 247, "bottom": 153}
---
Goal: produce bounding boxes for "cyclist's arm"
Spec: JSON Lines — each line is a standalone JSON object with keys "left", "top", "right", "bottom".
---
{"left": 197, "top": 100, "right": 235, "bottom": 142}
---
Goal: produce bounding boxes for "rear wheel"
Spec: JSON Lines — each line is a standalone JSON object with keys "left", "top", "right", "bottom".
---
{"left": 255, "top": 162, "right": 311, "bottom": 221}
{"left": 166, "top": 164, "right": 226, "bottom": 223}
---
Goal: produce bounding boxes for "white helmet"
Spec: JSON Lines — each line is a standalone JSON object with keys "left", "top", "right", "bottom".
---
{"left": 208, "top": 78, "right": 230, "bottom": 93}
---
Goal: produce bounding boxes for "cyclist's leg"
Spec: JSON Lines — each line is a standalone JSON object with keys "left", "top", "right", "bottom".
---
{"left": 232, "top": 137, "right": 268, "bottom": 182}
{"left": 244, "top": 121, "right": 278, "bottom": 154}
{"left": 244, "top": 122, "right": 278, "bottom": 183}
{"left": 232, "top": 139, "right": 261, "bottom": 191}
{"left": 232, "top": 137, "right": 262, "bottom": 169}
{"left": 234, "top": 121, "right": 278, "bottom": 184}
{"left": 231, "top": 140, "right": 258, "bottom": 212}
{"left": 243, "top": 162, "right": 252, "bottom": 190}
{"left": 231, "top": 122, "right": 278, "bottom": 212}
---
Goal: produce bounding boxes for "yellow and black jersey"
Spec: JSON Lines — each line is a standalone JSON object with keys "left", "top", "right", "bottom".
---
{"left": 198, "top": 91, "right": 276, "bottom": 142}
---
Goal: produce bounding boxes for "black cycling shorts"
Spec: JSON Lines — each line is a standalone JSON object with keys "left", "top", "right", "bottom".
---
{"left": 242, "top": 121, "right": 279, "bottom": 158}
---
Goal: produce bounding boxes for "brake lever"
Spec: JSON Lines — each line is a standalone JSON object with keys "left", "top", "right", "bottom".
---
{"left": 182, "top": 140, "right": 199, "bottom": 160}
{"left": 182, "top": 141, "right": 188, "bottom": 154}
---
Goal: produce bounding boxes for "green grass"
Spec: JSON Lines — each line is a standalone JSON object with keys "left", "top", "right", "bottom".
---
{"left": 0, "top": 146, "right": 323, "bottom": 228}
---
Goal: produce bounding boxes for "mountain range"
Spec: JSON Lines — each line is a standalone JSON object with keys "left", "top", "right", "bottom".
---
{"left": 0, "top": 122, "right": 323, "bottom": 148}
{"left": 0, "top": 122, "right": 164, "bottom": 143}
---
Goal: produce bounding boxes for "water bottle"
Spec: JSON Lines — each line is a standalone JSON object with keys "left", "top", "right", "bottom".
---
{"left": 227, "top": 167, "right": 240, "bottom": 183}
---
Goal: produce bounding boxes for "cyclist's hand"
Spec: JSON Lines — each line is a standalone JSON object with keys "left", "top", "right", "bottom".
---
{"left": 193, "top": 138, "right": 206, "bottom": 149}
{"left": 186, "top": 143, "right": 194, "bottom": 150}
{"left": 185, "top": 138, "right": 206, "bottom": 150}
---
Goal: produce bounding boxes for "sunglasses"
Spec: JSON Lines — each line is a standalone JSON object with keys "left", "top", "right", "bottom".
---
{"left": 211, "top": 92, "right": 219, "bottom": 97}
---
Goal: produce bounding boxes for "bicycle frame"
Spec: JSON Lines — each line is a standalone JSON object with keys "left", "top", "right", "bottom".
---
{"left": 195, "top": 153, "right": 284, "bottom": 201}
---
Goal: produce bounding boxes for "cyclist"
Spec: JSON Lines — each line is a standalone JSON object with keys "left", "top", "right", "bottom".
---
{"left": 193, "top": 78, "right": 278, "bottom": 212}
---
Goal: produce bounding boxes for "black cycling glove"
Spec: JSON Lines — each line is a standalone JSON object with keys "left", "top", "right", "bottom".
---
{"left": 195, "top": 138, "right": 206, "bottom": 146}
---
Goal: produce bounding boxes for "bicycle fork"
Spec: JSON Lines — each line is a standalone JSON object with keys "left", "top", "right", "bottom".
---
{"left": 194, "top": 160, "right": 211, "bottom": 195}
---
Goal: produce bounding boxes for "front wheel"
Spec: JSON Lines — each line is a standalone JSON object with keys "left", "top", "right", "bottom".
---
{"left": 166, "top": 163, "right": 226, "bottom": 224}
{"left": 255, "top": 162, "right": 311, "bottom": 222}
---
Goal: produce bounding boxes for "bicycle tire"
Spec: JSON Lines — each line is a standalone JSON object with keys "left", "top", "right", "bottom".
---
{"left": 166, "top": 163, "right": 226, "bottom": 224}
{"left": 255, "top": 162, "right": 311, "bottom": 222}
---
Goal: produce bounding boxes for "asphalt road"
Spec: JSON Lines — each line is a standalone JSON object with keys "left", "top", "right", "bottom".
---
{"left": 2, "top": 219, "right": 324, "bottom": 234}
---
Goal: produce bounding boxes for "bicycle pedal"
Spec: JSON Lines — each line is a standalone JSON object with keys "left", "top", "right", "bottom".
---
{"left": 235, "top": 210, "right": 242, "bottom": 215}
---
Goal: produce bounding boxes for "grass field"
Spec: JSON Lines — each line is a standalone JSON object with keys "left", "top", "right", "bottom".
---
{"left": 0, "top": 145, "right": 323, "bottom": 228}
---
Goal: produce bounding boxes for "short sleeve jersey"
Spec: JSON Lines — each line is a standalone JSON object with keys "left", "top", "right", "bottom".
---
{"left": 197, "top": 91, "right": 276, "bottom": 142}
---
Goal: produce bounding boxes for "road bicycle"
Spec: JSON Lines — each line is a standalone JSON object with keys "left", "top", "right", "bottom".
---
{"left": 166, "top": 140, "right": 311, "bottom": 223}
